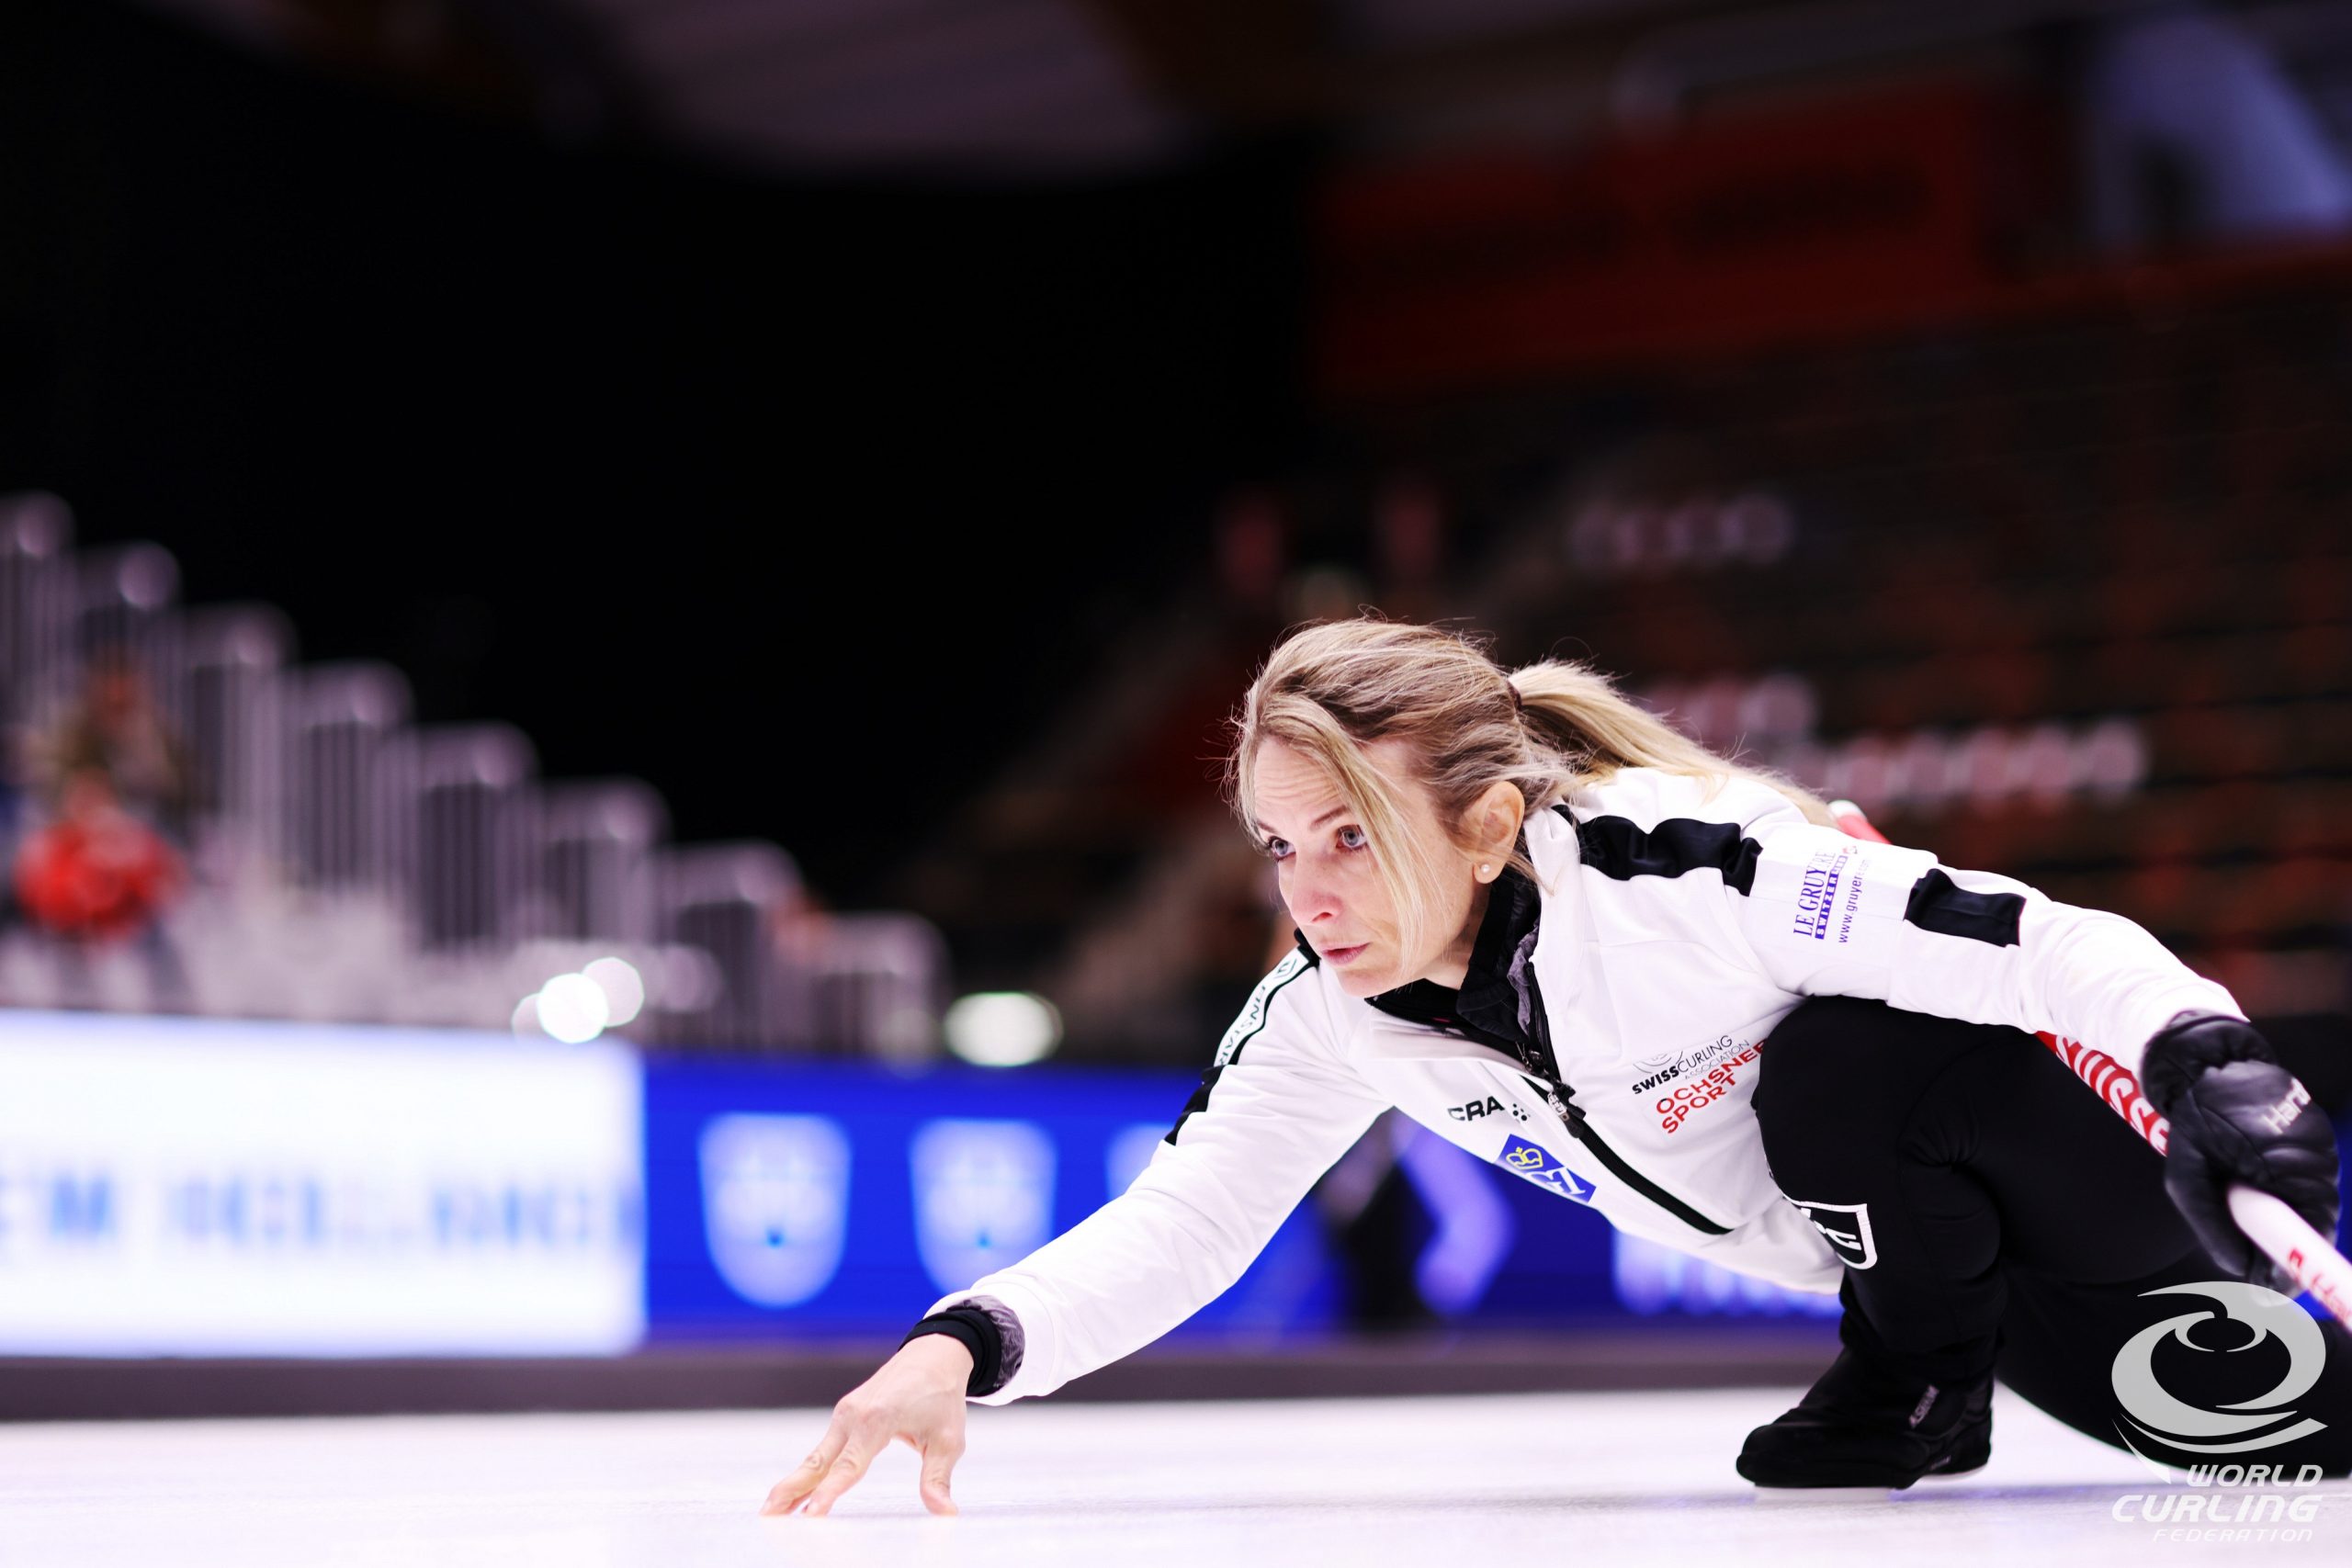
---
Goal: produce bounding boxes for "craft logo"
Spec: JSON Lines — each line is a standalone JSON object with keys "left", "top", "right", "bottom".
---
{"left": 1788, "top": 1198, "right": 1877, "bottom": 1269}
{"left": 1496, "top": 1134, "right": 1595, "bottom": 1204}
{"left": 699, "top": 1113, "right": 852, "bottom": 1309}
{"left": 1449, "top": 1095, "right": 1528, "bottom": 1123}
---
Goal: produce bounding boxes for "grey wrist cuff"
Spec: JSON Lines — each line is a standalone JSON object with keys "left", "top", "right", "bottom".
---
{"left": 958, "top": 1294, "right": 1024, "bottom": 1395}
{"left": 903, "top": 1293, "right": 1024, "bottom": 1397}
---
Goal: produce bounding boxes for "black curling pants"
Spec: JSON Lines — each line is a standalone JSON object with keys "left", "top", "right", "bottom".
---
{"left": 1751, "top": 996, "right": 2352, "bottom": 1473}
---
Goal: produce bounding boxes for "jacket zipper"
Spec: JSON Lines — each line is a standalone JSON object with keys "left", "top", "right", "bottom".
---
{"left": 1517, "top": 1070, "right": 1732, "bottom": 1237}
{"left": 1356, "top": 908, "right": 1735, "bottom": 1239}
{"left": 1494, "top": 951, "right": 1735, "bottom": 1240}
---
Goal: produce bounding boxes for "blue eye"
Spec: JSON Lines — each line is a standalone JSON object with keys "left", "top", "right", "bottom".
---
{"left": 1338, "top": 826, "right": 1368, "bottom": 851}
{"left": 1263, "top": 837, "right": 1293, "bottom": 861}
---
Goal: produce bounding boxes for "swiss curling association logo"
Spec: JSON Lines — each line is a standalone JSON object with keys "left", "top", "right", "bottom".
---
{"left": 2110, "top": 1280, "right": 2330, "bottom": 1458}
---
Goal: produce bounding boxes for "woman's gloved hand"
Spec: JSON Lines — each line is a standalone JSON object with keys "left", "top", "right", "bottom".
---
{"left": 2140, "top": 1011, "right": 2341, "bottom": 1296}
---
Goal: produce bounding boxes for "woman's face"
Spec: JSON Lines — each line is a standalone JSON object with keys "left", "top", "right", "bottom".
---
{"left": 1251, "top": 737, "right": 1482, "bottom": 998}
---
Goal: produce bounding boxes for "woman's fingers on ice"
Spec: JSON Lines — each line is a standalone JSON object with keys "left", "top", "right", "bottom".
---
{"left": 761, "top": 1427, "right": 850, "bottom": 1515}
{"left": 919, "top": 1429, "right": 967, "bottom": 1516}
{"left": 800, "top": 1431, "right": 878, "bottom": 1517}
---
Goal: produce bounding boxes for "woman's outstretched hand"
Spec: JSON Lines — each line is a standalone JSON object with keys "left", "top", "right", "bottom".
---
{"left": 762, "top": 1335, "right": 974, "bottom": 1517}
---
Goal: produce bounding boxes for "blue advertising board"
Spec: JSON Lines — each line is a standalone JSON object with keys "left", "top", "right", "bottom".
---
{"left": 0, "top": 1010, "right": 1847, "bottom": 1359}
{"left": 639, "top": 1053, "right": 1838, "bottom": 1343}
{"left": 641, "top": 1055, "right": 1343, "bottom": 1342}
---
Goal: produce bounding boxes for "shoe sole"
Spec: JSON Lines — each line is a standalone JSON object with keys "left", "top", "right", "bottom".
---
{"left": 1881, "top": 1461, "right": 1989, "bottom": 1491}
{"left": 1738, "top": 1422, "right": 1991, "bottom": 1491}
{"left": 1751, "top": 1485, "right": 1902, "bottom": 1503}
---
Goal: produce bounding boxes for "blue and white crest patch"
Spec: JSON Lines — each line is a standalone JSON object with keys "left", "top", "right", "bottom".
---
{"left": 1497, "top": 1134, "right": 1596, "bottom": 1204}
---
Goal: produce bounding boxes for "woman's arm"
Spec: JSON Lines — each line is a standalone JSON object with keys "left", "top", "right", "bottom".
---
{"left": 1712, "top": 784, "right": 2336, "bottom": 1285}
{"left": 921, "top": 949, "right": 1394, "bottom": 1404}
{"left": 764, "top": 951, "right": 1392, "bottom": 1515}
{"left": 1717, "top": 786, "right": 2239, "bottom": 1080}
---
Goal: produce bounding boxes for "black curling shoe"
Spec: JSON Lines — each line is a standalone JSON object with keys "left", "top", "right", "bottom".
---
{"left": 1736, "top": 1347, "right": 1994, "bottom": 1489}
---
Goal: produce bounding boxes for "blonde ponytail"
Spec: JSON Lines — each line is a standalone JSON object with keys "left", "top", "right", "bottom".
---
{"left": 1227, "top": 619, "right": 1833, "bottom": 962}
{"left": 1506, "top": 660, "right": 1837, "bottom": 826}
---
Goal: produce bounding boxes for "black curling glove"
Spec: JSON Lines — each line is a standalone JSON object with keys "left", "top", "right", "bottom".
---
{"left": 2139, "top": 1011, "right": 2341, "bottom": 1295}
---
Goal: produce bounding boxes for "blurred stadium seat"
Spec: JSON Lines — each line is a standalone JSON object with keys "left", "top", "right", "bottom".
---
{"left": 0, "top": 494, "right": 946, "bottom": 1054}
{"left": 927, "top": 266, "right": 2352, "bottom": 1060}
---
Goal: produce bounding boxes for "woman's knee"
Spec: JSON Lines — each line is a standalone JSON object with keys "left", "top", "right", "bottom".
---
{"left": 1752, "top": 997, "right": 2011, "bottom": 1186}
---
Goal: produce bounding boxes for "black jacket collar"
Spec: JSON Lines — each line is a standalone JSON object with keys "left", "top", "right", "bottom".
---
{"left": 1295, "top": 855, "right": 1548, "bottom": 1066}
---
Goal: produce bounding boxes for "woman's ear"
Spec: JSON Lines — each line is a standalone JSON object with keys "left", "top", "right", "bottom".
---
{"left": 1468, "top": 781, "right": 1525, "bottom": 876}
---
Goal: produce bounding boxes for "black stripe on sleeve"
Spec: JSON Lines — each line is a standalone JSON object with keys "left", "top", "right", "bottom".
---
{"left": 1903, "top": 867, "right": 2024, "bottom": 947}
{"left": 1565, "top": 808, "right": 1761, "bottom": 896}
{"left": 1164, "top": 953, "right": 1317, "bottom": 1145}
{"left": 1163, "top": 1066, "right": 1224, "bottom": 1146}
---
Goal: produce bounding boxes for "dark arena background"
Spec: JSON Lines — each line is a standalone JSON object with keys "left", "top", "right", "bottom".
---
{"left": 2, "top": 1, "right": 2350, "bottom": 1562}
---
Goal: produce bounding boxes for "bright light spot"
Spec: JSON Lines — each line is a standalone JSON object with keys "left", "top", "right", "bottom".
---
{"left": 943, "top": 991, "right": 1062, "bottom": 1067}
{"left": 511, "top": 994, "right": 542, "bottom": 1037}
{"left": 582, "top": 956, "right": 645, "bottom": 1028}
{"left": 537, "top": 972, "right": 610, "bottom": 1044}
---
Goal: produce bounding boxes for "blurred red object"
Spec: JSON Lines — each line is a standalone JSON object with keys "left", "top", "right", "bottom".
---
{"left": 1830, "top": 798, "right": 1893, "bottom": 844}
{"left": 14, "top": 804, "right": 183, "bottom": 941}
{"left": 1318, "top": 85, "right": 2063, "bottom": 399}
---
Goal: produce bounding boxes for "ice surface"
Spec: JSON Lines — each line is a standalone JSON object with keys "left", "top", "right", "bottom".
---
{"left": 0, "top": 1385, "right": 2344, "bottom": 1567}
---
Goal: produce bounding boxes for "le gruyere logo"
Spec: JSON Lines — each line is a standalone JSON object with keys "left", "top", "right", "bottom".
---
{"left": 1790, "top": 844, "right": 1856, "bottom": 942}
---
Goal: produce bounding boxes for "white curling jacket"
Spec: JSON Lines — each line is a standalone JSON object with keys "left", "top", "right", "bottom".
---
{"left": 929, "top": 768, "right": 2243, "bottom": 1403}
